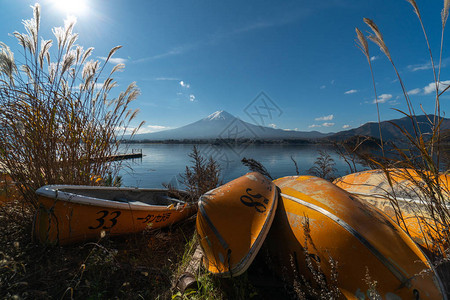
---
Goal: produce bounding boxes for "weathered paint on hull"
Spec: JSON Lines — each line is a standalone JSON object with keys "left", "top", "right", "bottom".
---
{"left": 334, "top": 169, "right": 449, "bottom": 250}
{"left": 196, "top": 172, "right": 278, "bottom": 277}
{"left": 34, "top": 186, "right": 197, "bottom": 245}
{"left": 267, "top": 176, "right": 445, "bottom": 299}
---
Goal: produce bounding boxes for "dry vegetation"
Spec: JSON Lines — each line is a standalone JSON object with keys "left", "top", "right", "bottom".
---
{"left": 2, "top": 2, "right": 450, "bottom": 299}
{"left": 0, "top": 4, "right": 142, "bottom": 207}
{"left": 349, "top": 0, "right": 450, "bottom": 291}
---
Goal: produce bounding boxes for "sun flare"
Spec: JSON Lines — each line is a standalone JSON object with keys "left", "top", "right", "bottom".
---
{"left": 51, "top": 0, "right": 88, "bottom": 15}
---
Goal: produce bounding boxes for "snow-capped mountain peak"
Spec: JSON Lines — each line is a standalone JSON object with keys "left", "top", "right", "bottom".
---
{"left": 204, "top": 110, "right": 234, "bottom": 121}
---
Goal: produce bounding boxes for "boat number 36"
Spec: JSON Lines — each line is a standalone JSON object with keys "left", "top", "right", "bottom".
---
{"left": 240, "top": 188, "right": 269, "bottom": 213}
{"left": 89, "top": 210, "right": 122, "bottom": 230}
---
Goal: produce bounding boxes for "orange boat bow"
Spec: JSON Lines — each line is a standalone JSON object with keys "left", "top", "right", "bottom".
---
{"left": 196, "top": 172, "right": 278, "bottom": 277}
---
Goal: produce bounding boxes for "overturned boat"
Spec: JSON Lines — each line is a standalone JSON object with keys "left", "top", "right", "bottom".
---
{"left": 34, "top": 185, "right": 197, "bottom": 245}
{"left": 196, "top": 172, "right": 278, "bottom": 277}
{"left": 267, "top": 175, "right": 445, "bottom": 299}
{"left": 334, "top": 169, "right": 450, "bottom": 250}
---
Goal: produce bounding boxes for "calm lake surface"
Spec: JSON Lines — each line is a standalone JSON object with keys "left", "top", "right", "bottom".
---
{"left": 118, "top": 143, "right": 366, "bottom": 188}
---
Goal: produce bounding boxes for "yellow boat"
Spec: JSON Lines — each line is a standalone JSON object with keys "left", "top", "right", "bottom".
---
{"left": 196, "top": 172, "right": 278, "bottom": 277}
{"left": 34, "top": 185, "right": 197, "bottom": 245}
{"left": 334, "top": 169, "right": 450, "bottom": 250}
{"left": 267, "top": 175, "right": 445, "bottom": 299}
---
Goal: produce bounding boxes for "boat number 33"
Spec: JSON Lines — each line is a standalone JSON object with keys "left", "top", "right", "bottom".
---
{"left": 89, "top": 210, "right": 122, "bottom": 230}
{"left": 240, "top": 188, "right": 269, "bottom": 213}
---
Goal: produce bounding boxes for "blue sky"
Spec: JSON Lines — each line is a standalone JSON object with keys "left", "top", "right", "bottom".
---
{"left": 1, "top": 0, "right": 449, "bottom": 133}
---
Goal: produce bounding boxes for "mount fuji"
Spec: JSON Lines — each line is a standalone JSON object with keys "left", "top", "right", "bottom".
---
{"left": 132, "top": 111, "right": 330, "bottom": 141}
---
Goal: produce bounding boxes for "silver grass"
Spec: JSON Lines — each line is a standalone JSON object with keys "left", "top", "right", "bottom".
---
{"left": 38, "top": 39, "right": 52, "bottom": 69}
{"left": 105, "top": 45, "right": 122, "bottom": 63}
{"left": 0, "top": 42, "right": 17, "bottom": 82}
{"left": 443, "top": 0, "right": 450, "bottom": 27}
{"left": 32, "top": 4, "right": 40, "bottom": 40}
{"left": 48, "top": 62, "right": 57, "bottom": 83}
{"left": 75, "top": 46, "right": 83, "bottom": 63}
{"left": 364, "top": 18, "right": 392, "bottom": 61}
{"left": 80, "top": 47, "right": 94, "bottom": 65}
{"left": 355, "top": 27, "right": 370, "bottom": 62}
{"left": 128, "top": 109, "right": 139, "bottom": 121}
{"left": 110, "top": 63, "right": 125, "bottom": 75}
{"left": 368, "top": 34, "right": 392, "bottom": 61}
{"left": 62, "top": 50, "right": 76, "bottom": 74}
{"left": 62, "top": 16, "right": 76, "bottom": 48}
{"left": 21, "top": 18, "right": 37, "bottom": 54}
{"left": 364, "top": 18, "right": 384, "bottom": 44}
{"left": 46, "top": 51, "right": 50, "bottom": 66}
{"left": 21, "top": 64, "right": 32, "bottom": 80}
{"left": 405, "top": 0, "right": 421, "bottom": 18}
{"left": 13, "top": 32, "right": 27, "bottom": 50}
{"left": 82, "top": 60, "right": 99, "bottom": 80}
{"left": 52, "top": 26, "right": 64, "bottom": 50}
{"left": 66, "top": 33, "right": 79, "bottom": 52}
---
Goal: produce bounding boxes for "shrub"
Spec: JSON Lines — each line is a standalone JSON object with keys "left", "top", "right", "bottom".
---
{"left": 308, "top": 150, "right": 337, "bottom": 182}
{"left": 178, "top": 145, "right": 222, "bottom": 202}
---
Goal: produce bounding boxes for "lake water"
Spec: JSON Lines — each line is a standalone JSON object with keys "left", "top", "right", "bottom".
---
{"left": 118, "top": 143, "right": 366, "bottom": 188}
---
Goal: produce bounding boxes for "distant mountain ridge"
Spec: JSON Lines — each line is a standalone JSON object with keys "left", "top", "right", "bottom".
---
{"left": 130, "top": 111, "right": 450, "bottom": 142}
{"left": 329, "top": 115, "right": 450, "bottom": 141}
{"left": 132, "top": 110, "right": 330, "bottom": 141}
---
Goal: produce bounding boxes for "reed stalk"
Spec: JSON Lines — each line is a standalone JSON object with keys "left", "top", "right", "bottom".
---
{"left": 357, "top": 1, "right": 450, "bottom": 260}
{"left": 0, "top": 4, "right": 143, "bottom": 207}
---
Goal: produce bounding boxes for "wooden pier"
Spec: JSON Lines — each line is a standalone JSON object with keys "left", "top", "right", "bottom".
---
{"left": 104, "top": 149, "right": 143, "bottom": 161}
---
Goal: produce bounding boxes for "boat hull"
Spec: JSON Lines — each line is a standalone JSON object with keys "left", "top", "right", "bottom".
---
{"left": 34, "top": 185, "right": 197, "bottom": 245}
{"left": 334, "top": 169, "right": 449, "bottom": 250}
{"left": 196, "top": 172, "right": 278, "bottom": 277}
{"left": 267, "top": 176, "right": 445, "bottom": 299}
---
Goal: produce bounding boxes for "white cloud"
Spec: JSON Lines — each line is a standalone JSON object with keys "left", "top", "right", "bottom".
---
{"left": 342, "top": 124, "right": 351, "bottom": 129}
{"left": 407, "top": 62, "right": 433, "bottom": 72}
{"left": 423, "top": 80, "right": 450, "bottom": 95}
{"left": 315, "top": 114, "right": 334, "bottom": 121}
{"left": 370, "top": 56, "right": 378, "bottom": 61}
{"left": 322, "top": 122, "right": 335, "bottom": 127}
{"left": 98, "top": 56, "right": 127, "bottom": 64}
{"left": 142, "top": 125, "right": 168, "bottom": 133}
{"left": 179, "top": 81, "right": 190, "bottom": 88}
{"left": 373, "top": 93, "right": 392, "bottom": 104}
{"left": 389, "top": 100, "right": 400, "bottom": 106}
{"left": 189, "top": 94, "right": 196, "bottom": 102}
{"left": 93, "top": 82, "right": 106, "bottom": 90}
{"left": 268, "top": 123, "right": 277, "bottom": 129}
{"left": 320, "top": 85, "right": 326, "bottom": 89}
{"left": 308, "top": 124, "right": 321, "bottom": 128}
{"left": 128, "top": 125, "right": 170, "bottom": 135}
{"left": 155, "top": 77, "right": 179, "bottom": 81}
{"left": 408, "top": 88, "right": 421, "bottom": 95}
{"left": 344, "top": 89, "right": 358, "bottom": 94}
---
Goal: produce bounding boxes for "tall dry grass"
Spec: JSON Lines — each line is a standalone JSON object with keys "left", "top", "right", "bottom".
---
{"left": 0, "top": 4, "right": 143, "bottom": 207}
{"left": 356, "top": 1, "right": 450, "bottom": 261}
